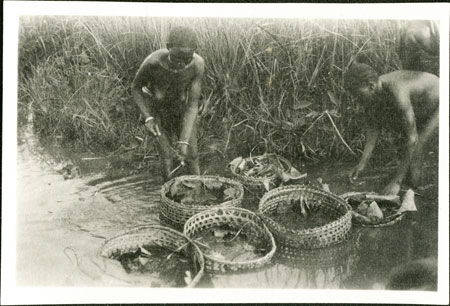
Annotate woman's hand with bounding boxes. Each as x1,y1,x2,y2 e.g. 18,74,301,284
176,141,189,162
348,163,365,182
145,117,161,137
383,181,401,195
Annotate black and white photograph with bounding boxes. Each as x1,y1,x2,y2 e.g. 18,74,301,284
2,1,449,304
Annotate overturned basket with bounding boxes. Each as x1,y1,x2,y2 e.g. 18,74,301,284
258,185,352,249
229,154,292,191
183,207,277,273
160,175,244,229
340,191,405,227
99,224,205,288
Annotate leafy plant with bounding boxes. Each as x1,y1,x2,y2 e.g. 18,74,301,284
167,178,239,205
18,16,402,162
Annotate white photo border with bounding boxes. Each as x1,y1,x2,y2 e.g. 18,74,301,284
2,1,449,305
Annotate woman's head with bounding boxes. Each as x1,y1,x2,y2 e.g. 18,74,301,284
166,26,198,70
345,62,380,101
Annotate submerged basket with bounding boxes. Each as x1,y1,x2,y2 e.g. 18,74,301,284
275,229,361,267
160,175,244,229
99,224,205,288
229,154,292,191
183,207,277,273
340,191,405,227
258,185,352,249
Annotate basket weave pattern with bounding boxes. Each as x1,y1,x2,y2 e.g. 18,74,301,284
275,230,361,267
160,175,244,229
258,185,352,249
340,191,405,227
229,155,292,190
183,207,277,273
99,224,205,288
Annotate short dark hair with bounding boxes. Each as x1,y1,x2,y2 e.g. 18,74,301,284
167,26,198,50
344,62,379,92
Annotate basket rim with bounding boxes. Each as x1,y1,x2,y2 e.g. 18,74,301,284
99,223,187,246
340,191,400,199
161,175,244,210
258,185,352,235
183,207,277,266
229,154,292,183
98,223,205,288
340,191,405,227
359,213,405,227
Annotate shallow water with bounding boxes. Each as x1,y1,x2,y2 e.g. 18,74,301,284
16,128,439,289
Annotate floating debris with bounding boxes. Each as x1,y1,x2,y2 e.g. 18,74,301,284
398,189,417,213
114,245,195,288
191,224,269,263
269,195,334,230
56,162,80,180
344,191,411,226
228,153,306,191
167,179,240,206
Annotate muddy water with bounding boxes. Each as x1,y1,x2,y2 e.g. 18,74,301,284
16,129,439,289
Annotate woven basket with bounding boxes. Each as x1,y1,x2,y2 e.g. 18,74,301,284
340,191,405,227
275,229,361,267
99,224,204,288
266,245,360,289
183,207,277,273
160,175,244,229
258,185,352,249
229,154,292,191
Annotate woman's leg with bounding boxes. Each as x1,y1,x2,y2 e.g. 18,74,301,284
186,120,200,175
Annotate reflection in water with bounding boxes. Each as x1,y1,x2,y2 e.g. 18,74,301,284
264,231,361,289
385,257,437,291
59,174,161,240
342,223,430,290
16,116,439,289
199,231,361,289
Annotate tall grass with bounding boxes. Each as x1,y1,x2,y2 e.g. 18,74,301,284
18,16,401,160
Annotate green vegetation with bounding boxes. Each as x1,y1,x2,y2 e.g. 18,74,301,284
18,16,401,161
